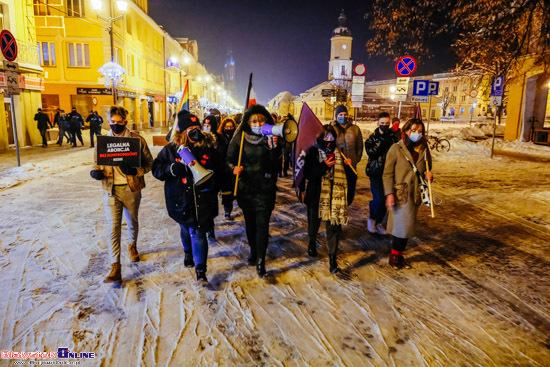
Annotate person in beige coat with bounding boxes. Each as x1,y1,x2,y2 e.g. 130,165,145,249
90,106,153,283
383,118,433,269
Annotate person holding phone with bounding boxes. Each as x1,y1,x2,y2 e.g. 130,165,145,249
303,124,350,274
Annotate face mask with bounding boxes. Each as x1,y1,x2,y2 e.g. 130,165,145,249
188,128,204,142
110,124,125,135
251,126,262,135
409,133,422,142
379,125,390,133
337,116,346,124
324,132,335,141
320,140,335,153
224,129,235,137
203,125,211,132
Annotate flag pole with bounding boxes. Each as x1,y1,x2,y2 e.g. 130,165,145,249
425,150,435,218
234,73,253,196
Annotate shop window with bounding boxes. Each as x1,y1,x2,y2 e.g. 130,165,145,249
67,0,85,17
68,42,90,67
37,42,56,66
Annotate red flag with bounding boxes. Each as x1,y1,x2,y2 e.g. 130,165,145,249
293,103,323,201
247,87,257,107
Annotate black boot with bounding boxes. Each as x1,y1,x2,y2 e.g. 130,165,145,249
207,228,216,242
329,254,340,274
184,252,194,268
308,240,317,257
195,264,208,285
256,257,267,278
248,248,257,266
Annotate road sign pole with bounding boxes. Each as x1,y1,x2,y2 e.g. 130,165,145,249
426,97,432,135
490,107,500,159
397,101,402,118
9,94,20,167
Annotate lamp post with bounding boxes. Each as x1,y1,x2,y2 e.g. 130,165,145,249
91,0,128,103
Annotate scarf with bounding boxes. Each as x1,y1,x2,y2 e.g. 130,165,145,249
318,148,348,225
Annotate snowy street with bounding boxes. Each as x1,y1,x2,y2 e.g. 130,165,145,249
0,129,549,366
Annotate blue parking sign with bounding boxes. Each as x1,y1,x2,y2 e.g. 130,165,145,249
491,75,504,97
413,80,439,96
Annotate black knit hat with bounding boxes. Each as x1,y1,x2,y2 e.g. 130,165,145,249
334,105,348,116
242,105,274,126
177,110,201,132
202,114,219,133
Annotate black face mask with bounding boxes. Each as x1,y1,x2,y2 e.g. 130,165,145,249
319,139,335,153
110,124,126,134
379,125,390,133
188,128,204,142
224,129,235,138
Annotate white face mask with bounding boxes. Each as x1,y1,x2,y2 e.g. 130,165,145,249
409,133,422,142
203,125,211,132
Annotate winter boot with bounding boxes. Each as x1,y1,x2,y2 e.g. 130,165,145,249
184,251,194,268
367,219,377,234
329,254,340,274
389,253,411,270
104,262,121,283
308,240,318,257
256,258,267,278
248,248,257,266
129,244,140,262
195,264,208,285
207,228,216,242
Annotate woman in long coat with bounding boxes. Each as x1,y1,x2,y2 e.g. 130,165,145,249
383,118,433,269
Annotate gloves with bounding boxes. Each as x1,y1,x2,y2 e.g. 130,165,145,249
170,162,186,177
90,170,105,180
120,165,138,176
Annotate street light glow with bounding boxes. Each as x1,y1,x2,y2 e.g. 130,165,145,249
91,0,102,11
184,57,190,64
206,76,211,82
197,76,202,82
390,86,396,93
390,94,395,100
116,0,128,12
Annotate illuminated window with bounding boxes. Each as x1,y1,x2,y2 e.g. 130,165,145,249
33,0,51,16
67,42,89,67
67,0,85,17
37,42,56,66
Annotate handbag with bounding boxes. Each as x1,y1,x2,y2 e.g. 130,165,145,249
397,145,431,207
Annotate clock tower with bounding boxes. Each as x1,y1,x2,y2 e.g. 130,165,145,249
328,10,352,82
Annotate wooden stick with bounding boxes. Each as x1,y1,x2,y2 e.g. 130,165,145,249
339,150,358,175
425,151,435,218
233,131,245,196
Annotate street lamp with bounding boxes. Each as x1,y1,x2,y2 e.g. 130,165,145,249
91,0,128,103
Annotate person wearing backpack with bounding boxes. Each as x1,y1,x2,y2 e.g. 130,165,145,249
68,107,84,147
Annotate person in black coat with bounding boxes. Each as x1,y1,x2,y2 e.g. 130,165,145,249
68,107,84,147
34,108,51,147
202,114,221,241
87,111,103,148
217,117,237,219
226,105,282,278
303,124,352,273
364,112,398,234
152,110,223,285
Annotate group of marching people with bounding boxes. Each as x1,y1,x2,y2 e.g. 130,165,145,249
90,103,433,285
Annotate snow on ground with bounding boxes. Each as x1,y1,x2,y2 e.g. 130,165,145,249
0,130,549,366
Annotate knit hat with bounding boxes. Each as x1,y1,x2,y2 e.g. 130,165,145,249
334,105,348,116
202,114,219,133
242,105,274,127
177,110,201,132
209,108,221,117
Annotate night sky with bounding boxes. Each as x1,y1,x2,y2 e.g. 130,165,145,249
149,0,455,105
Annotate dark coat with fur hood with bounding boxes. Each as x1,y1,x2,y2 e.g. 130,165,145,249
226,105,282,211
152,132,223,227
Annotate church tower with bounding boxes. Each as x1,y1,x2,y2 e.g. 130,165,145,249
224,48,237,98
328,10,353,82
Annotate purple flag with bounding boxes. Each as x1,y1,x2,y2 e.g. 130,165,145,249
293,103,323,201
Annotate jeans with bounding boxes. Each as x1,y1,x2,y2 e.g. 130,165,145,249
104,185,141,263
369,176,387,223
179,224,208,266
307,206,341,255
241,207,272,261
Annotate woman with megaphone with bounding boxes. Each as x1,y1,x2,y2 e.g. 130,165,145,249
152,110,224,285
227,105,283,278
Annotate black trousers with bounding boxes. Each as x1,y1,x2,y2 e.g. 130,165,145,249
90,127,101,147
392,236,408,252
241,207,272,261
307,206,341,255
221,193,234,214
71,128,83,146
39,129,48,146
344,165,357,205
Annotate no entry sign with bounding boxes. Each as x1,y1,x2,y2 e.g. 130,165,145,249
395,56,416,77
0,30,18,62
353,63,366,76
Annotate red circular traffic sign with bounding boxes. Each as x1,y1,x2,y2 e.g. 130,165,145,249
353,63,366,76
0,30,18,61
395,55,417,77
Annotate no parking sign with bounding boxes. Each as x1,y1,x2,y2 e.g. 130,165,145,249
0,30,18,61
395,56,417,77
